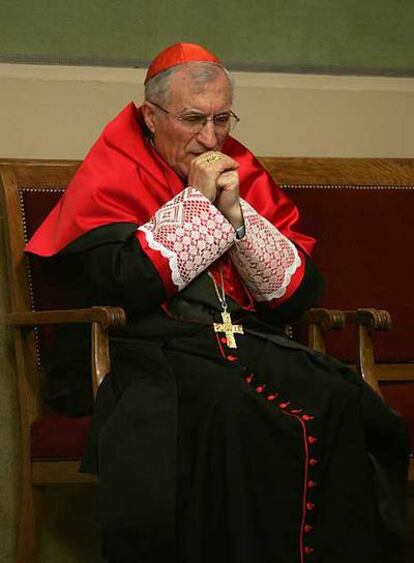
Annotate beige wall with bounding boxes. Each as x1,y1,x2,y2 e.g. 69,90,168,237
0,64,413,160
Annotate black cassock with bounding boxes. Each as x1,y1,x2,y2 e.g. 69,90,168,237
42,223,409,563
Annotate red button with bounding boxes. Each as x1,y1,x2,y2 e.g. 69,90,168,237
227,355,237,362
309,458,319,467
267,393,278,401
304,546,315,554
308,480,317,488
308,436,317,445
304,524,313,533
255,385,266,393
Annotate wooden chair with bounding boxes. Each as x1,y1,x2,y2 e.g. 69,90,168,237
0,158,345,563
0,160,127,563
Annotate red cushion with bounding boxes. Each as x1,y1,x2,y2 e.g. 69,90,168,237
380,383,414,453
285,186,414,362
31,413,91,460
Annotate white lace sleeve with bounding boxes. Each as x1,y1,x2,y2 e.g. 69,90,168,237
229,199,301,302
138,187,235,290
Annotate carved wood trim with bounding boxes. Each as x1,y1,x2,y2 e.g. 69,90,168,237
258,157,414,185
302,308,346,354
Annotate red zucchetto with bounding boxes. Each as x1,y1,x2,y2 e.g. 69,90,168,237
144,42,221,83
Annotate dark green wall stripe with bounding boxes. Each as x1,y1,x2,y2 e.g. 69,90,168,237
1,0,413,76
1,53,413,78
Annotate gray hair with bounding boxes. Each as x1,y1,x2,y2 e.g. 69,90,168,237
144,61,234,106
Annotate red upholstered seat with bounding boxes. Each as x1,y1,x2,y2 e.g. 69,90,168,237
31,414,91,460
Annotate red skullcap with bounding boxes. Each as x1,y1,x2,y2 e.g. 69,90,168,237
145,42,221,83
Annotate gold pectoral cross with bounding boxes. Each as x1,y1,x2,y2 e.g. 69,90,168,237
213,311,244,349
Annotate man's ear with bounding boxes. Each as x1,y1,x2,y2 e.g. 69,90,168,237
142,102,156,135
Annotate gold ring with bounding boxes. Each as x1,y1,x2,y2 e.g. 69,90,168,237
204,153,220,164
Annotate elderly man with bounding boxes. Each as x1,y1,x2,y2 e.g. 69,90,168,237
26,43,408,563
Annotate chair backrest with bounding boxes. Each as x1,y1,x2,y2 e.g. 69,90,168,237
259,157,414,364
0,160,80,309
0,160,80,423
2,157,413,366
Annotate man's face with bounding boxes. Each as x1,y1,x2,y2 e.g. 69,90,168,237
143,67,232,178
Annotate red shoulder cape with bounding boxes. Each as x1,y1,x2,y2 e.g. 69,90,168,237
25,102,315,258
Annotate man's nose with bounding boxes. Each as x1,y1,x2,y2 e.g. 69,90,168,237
196,120,218,150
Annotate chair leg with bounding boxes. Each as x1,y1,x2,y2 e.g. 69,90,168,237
16,464,41,563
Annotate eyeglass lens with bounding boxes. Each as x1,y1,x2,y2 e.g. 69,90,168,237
179,113,239,132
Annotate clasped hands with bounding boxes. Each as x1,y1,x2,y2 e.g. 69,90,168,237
188,151,244,230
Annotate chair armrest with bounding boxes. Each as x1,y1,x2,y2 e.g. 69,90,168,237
1,306,127,330
299,308,346,353
2,306,127,397
302,308,346,331
343,308,392,332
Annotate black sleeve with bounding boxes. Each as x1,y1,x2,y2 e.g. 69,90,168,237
54,223,166,315
38,223,166,415
256,252,325,326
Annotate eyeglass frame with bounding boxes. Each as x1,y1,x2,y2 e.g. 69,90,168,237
147,100,240,133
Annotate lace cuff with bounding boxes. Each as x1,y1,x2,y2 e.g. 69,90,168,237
229,199,302,302
137,187,235,292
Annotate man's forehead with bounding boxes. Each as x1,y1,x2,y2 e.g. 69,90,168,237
168,67,232,109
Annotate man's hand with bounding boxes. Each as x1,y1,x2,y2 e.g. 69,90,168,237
188,151,239,204
215,170,243,229
188,151,242,228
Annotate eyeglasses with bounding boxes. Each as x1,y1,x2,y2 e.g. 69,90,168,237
149,101,240,133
